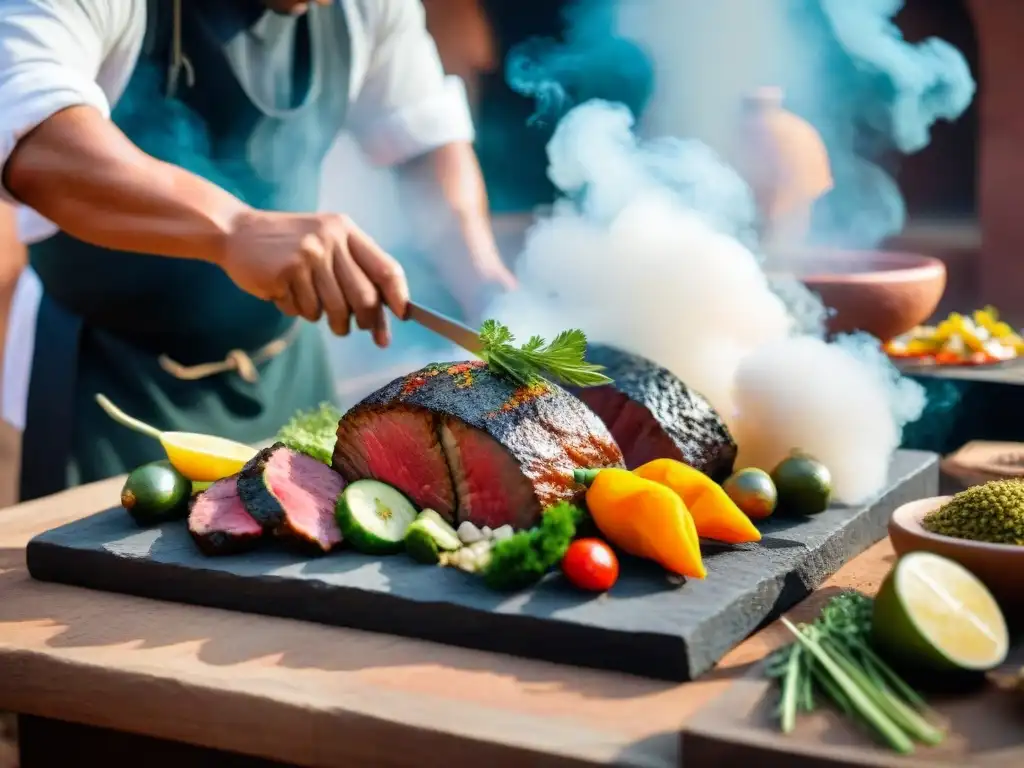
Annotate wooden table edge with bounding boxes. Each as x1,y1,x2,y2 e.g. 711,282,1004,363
2,640,654,768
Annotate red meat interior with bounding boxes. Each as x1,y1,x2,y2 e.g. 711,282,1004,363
265,449,345,551
440,417,540,530
189,478,262,536
578,387,681,470
333,405,457,521
334,405,543,529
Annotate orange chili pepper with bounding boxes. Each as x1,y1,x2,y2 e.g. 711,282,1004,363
633,459,762,545
574,468,705,579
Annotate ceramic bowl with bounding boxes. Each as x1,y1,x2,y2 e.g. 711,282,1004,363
889,496,1024,610
770,249,947,342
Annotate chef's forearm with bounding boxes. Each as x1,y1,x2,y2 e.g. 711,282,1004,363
424,141,490,219
2,106,250,265
401,141,498,258
434,142,497,253
0,202,24,393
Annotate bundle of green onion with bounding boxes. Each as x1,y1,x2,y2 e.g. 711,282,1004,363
766,592,945,755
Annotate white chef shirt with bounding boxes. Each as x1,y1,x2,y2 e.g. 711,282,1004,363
0,0,475,430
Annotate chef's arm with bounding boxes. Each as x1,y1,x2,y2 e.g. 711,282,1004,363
0,202,24,389
348,0,515,316
0,1,248,264
397,140,501,269
3,106,248,265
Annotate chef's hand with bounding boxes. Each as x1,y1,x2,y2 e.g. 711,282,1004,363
219,210,409,347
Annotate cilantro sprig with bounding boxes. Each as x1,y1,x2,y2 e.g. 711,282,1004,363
478,319,612,388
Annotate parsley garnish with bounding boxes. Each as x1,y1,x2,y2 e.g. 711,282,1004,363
478,319,612,388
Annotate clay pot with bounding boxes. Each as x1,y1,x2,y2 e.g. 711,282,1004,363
727,86,833,250
770,249,947,342
890,496,1024,613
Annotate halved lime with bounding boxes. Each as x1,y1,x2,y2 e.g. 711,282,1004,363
872,551,1009,674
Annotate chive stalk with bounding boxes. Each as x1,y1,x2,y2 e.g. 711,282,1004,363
821,637,943,747
854,640,934,714
780,644,802,733
810,662,854,717
771,593,944,754
781,619,915,755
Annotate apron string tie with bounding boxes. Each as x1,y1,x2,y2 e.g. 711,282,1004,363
167,0,196,98
158,323,301,384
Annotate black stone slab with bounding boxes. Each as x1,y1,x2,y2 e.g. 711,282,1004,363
26,450,938,682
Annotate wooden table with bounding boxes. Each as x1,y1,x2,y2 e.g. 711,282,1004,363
0,477,898,768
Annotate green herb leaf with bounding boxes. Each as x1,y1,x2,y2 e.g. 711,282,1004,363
275,402,344,464
478,320,612,388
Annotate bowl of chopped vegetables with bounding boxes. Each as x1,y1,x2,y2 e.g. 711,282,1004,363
889,488,1024,611
885,307,1024,366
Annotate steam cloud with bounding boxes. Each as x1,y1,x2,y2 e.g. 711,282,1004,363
614,0,976,248
491,0,972,503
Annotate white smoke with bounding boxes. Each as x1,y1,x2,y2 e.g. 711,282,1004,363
489,99,926,505
614,0,977,248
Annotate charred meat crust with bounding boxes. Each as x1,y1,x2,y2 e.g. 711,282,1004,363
236,442,345,552
578,344,738,481
333,362,624,526
188,520,263,557
237,443,290,531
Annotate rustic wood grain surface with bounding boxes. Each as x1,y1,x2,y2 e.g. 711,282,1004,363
0,476,903,767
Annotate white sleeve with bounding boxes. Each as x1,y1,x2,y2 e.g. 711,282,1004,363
347,0,475,168
0,0,141,203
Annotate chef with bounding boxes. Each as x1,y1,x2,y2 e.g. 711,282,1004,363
0,202,23,507
0,0,517,502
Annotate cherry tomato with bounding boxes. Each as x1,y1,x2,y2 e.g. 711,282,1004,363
561,538,619,592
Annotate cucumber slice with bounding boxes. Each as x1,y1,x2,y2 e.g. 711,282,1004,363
416,510,462,549
405,524,442,564
335,480,418,554
405,510,462,564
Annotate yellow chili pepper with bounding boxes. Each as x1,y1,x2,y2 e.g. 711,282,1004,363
633,459,762,545
574,468,706,579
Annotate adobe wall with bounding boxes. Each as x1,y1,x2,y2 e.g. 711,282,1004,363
967,0,1024,322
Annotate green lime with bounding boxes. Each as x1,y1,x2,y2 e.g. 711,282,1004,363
770,451,832,516
721,468,777,520
872,551,1009,674
121,461,192,526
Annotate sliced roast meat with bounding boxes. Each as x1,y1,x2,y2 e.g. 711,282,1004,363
238,443,346,552
333,361,624,530
439,416,542,530
188,476,263,556
573,344,737,481
331,405,456,518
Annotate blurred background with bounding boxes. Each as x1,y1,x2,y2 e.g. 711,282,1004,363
319,0,984,408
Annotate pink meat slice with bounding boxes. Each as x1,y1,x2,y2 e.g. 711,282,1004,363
188,476,263,555
264,448,346,552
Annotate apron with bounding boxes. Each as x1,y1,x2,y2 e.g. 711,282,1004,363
19,0,353,501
